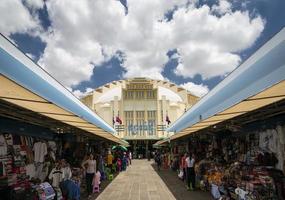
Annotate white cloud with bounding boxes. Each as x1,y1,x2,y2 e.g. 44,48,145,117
212,0,232,15
72,87,93,98
0,0,40,36
180,82,209,97
1,0,265,88
24,0,45,10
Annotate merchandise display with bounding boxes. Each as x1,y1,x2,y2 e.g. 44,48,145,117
179,125,285,200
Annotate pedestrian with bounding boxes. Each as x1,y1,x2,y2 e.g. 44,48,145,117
48,161,63,188
107,151,113,169
128,151,132,165
147,150,151,161
61,159,72,181
117,157,122,171
82,153,96,199
181,153,187,182
122,153,127,171
185,153,196,190
92,170,101,193
164,153,169,169
155,152,162,171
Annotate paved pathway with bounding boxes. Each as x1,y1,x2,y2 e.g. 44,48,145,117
96,159,176,200
96,159,211,200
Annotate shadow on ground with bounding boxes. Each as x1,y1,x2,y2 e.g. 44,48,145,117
151,162,211,200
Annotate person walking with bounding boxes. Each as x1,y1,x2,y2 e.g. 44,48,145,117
185,153,196,190
128,151,132,165
155,152,162,171
181,153,187,182
82,154,96,199
107,151,113,169
147,150,151,161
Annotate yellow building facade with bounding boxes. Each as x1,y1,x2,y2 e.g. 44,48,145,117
81,78,199,157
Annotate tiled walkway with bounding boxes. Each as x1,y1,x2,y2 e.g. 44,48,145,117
96,159,176,200
96,159,211,200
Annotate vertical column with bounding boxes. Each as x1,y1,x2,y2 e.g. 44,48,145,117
162,95,166,137
144,104,147,138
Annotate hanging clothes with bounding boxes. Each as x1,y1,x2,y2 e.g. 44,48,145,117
0,134,7,156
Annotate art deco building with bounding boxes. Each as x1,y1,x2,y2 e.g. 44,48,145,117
80,78,199,157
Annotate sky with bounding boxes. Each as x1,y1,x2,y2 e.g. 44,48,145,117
1,0,284,98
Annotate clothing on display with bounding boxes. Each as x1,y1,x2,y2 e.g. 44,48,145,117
175,125,285,200
33,141,47,163
0,134,7,156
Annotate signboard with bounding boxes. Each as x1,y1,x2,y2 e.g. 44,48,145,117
126,83,153,90
127,122,155,135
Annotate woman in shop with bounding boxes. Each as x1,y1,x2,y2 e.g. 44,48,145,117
186,153,196,190
81,153,96,199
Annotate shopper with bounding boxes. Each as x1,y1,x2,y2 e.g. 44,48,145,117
107,151,113,168
155,152,162,171
181,153,187,182
48,162,63,188
186,153,196,190
82,154,96,198
128,151,132,165
117,157,122,171
164,153,169,169
61,159,72,181
147,150,151,161
122,153,127,171
92,170,101,193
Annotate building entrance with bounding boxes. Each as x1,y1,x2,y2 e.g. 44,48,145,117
127,140,157,159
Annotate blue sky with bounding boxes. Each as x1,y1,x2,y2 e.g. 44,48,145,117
1,0,285,97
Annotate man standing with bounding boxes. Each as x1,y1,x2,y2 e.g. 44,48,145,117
128,151,132,165
181,153,187,182
155,152,162,171
185,153,196,190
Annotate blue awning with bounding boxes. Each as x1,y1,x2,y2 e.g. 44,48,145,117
167,27,285,135
0,33,128,145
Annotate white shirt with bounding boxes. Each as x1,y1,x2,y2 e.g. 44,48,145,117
49,168,63,187
33,142,47,162
82,159,96,174
61,166,72,181
185,157,195,168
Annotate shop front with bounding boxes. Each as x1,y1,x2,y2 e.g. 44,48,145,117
157,28,285,200
0,34,127,199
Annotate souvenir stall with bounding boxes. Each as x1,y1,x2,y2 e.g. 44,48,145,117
0,129,90,200
0,131,60,199
189,124,285,200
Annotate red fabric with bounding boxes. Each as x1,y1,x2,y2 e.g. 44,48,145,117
181,156,187,168
116,116,122,124
166,116,171,125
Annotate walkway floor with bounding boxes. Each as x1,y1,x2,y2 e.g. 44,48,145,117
95,159,211,200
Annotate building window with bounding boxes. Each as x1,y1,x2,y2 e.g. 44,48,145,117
124,91,135,99
136,111,145,136
146,90,156,99
147,111,156,135
135,91,145,99
125,111,133,136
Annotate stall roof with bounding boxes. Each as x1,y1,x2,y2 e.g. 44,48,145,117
160,27,285,144
0,34,128,146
